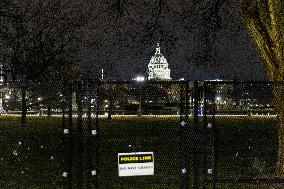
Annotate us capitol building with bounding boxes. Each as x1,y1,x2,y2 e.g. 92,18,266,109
147,43,171,80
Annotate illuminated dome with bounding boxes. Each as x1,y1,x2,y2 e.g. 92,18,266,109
147,43,171,80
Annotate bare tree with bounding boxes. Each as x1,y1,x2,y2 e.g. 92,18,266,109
0,0,94,125
239,0,284,181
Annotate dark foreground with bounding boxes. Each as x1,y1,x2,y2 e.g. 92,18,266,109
0,115,279,188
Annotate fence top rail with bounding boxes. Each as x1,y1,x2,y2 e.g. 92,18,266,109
204,80,284,85
86,80,284,85
2,80,284,87
2,80,190,86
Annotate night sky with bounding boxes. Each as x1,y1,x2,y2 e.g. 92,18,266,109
82,0,268,81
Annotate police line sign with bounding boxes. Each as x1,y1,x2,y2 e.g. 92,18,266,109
118,152,154,177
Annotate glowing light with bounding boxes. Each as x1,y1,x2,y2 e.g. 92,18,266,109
135,76,145,82
215,96,222,101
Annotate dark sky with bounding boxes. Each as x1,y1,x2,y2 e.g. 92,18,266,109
82,0,268,81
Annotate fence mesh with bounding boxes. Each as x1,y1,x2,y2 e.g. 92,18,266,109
0,81,63,188
0,80,284,188
204,81,284,188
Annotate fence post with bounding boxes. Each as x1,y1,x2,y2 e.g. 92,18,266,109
93,82,100,188
212,83,217,189
68,83,74,189
76,81,83,189
201,82,206,189
86,82,91,189
84,81,99,188
202,81,217,189
61,83,74,189
180,81,189,189
61,87,68,189
202,82,209,189
193,81,200,189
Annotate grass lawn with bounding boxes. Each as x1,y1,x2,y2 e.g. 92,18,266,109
0,115,281,188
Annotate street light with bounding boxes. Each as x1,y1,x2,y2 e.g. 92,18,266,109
215,96,222,111
134,76,145,82
215,96,222,102
135,76,145,116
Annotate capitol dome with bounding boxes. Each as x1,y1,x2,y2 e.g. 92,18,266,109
147,43,171,80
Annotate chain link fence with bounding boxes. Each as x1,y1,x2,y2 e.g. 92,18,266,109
0,81,63,188
203,81,284,188
0,80,284,188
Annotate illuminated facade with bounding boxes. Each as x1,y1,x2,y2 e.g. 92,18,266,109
147,43,171,80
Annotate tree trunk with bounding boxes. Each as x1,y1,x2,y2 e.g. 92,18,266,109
269,91,284,189
274,86,284,177
108,86,113,120
108,97,112,120
239,1,284,183
21,87,27,127
47,105,52,116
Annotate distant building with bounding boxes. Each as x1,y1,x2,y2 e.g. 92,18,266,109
0,63,3,84
147,43,171,80
0,63,4,113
